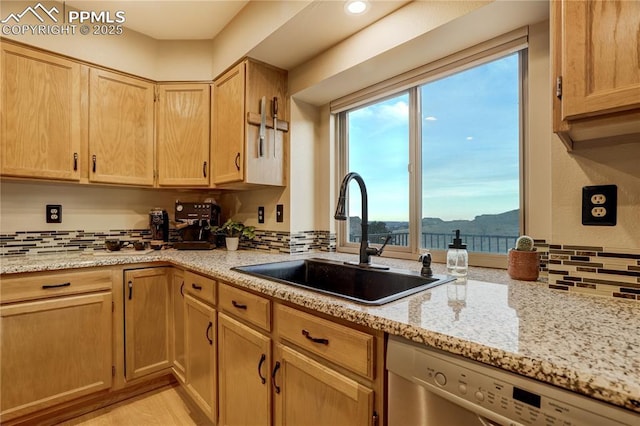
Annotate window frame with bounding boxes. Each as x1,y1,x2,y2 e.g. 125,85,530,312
334,31,528,268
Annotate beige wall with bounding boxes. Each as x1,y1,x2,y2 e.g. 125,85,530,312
551,141,640,248
209,0,310,79
526,20,553,241
1,1,212,80
0,181,216,232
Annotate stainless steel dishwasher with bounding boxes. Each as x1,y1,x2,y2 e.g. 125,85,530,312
386,335,639,426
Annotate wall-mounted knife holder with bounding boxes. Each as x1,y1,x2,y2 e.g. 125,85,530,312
247,113,289,132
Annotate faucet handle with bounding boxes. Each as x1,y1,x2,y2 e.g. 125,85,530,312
366,234,392,257
377,234,392,256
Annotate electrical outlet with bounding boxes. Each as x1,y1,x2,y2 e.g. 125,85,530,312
258,206,264,224
46,204,62,223
582,185,616,226
276,204,284,223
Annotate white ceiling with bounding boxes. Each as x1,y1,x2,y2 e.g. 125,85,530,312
247,0,412,69
63,0,411,69
65,0,249,40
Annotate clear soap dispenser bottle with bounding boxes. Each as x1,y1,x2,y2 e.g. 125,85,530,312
447,230,468,277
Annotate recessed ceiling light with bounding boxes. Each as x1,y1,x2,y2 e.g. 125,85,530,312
345,0,370,15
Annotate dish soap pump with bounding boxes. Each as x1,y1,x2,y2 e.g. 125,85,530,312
447,230,468,277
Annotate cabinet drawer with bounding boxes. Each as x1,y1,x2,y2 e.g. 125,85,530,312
276,305,374,379
218,283,271,331
184,271,216,305
1,269,112,304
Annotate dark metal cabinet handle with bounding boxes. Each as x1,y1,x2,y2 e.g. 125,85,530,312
234,152,240,171
192,283,202,291
180,282,184,297
206,321,213,345
302,329,329,345
128,281,133,300
232,300,247,310
271,361,281,394
73,153,78,171
42,282,71,290
203,161,207,178
258,354,266,384
92,155,97,173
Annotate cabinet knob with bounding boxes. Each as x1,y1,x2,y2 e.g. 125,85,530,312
42,282,71,290
206,321,213,345
258,353,266,384
271,361,281,394
231,300,247,310
234,153,241,171
302,329,329,345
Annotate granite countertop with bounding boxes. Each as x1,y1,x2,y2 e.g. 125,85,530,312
2,249,639,414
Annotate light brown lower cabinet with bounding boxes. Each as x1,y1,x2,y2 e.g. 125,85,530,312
184,294,217,422
170,269,186,382
124,268,171,380
218,313,271,426
273,343,374,426
0,292,113,422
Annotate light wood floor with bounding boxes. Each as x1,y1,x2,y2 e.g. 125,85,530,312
57,385,212,426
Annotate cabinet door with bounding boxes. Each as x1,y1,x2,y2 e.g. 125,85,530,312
273,344,374,426
89,69,154,186
1,43,81,181
157,84,210,187
0,292,112,421
560,0,640,119
170,269,186,382
213,62,245,185
185,295,216,422
218,313,271,426
244,60,287,187
124,268,171,380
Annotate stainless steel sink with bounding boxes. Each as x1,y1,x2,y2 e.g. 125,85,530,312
232,258,454,305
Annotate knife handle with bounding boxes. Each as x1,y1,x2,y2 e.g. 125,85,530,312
273,97,278,120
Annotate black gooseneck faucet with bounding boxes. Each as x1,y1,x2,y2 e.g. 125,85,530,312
335,172,391,268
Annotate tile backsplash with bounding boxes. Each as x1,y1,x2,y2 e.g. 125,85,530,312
542,243,640,301
0,229,153,256
2,229,637,302
0,229,337,256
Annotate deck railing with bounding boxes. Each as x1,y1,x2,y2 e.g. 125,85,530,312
351,232,518,254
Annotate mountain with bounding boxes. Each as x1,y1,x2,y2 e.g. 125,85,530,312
348,209,519,237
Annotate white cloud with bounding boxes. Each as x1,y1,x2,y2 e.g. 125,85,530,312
424,116,437,121
466,136,473,140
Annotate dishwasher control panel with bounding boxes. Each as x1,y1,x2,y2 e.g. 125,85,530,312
387,336,639,426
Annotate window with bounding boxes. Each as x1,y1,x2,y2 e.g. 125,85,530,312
338,47,525,261
346,92,410,247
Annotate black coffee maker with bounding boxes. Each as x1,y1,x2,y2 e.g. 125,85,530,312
149,208,169,245
173,201,221,250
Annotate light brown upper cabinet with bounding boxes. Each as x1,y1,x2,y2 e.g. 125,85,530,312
89,69,155,185
156,84,210,187
1,42,81,181
552,0,640,149
212,59,288,188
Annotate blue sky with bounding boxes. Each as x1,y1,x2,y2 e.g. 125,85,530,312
348,53,520,222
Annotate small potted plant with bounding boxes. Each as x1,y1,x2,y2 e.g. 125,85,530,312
507,235,539,281
214,219,256,251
